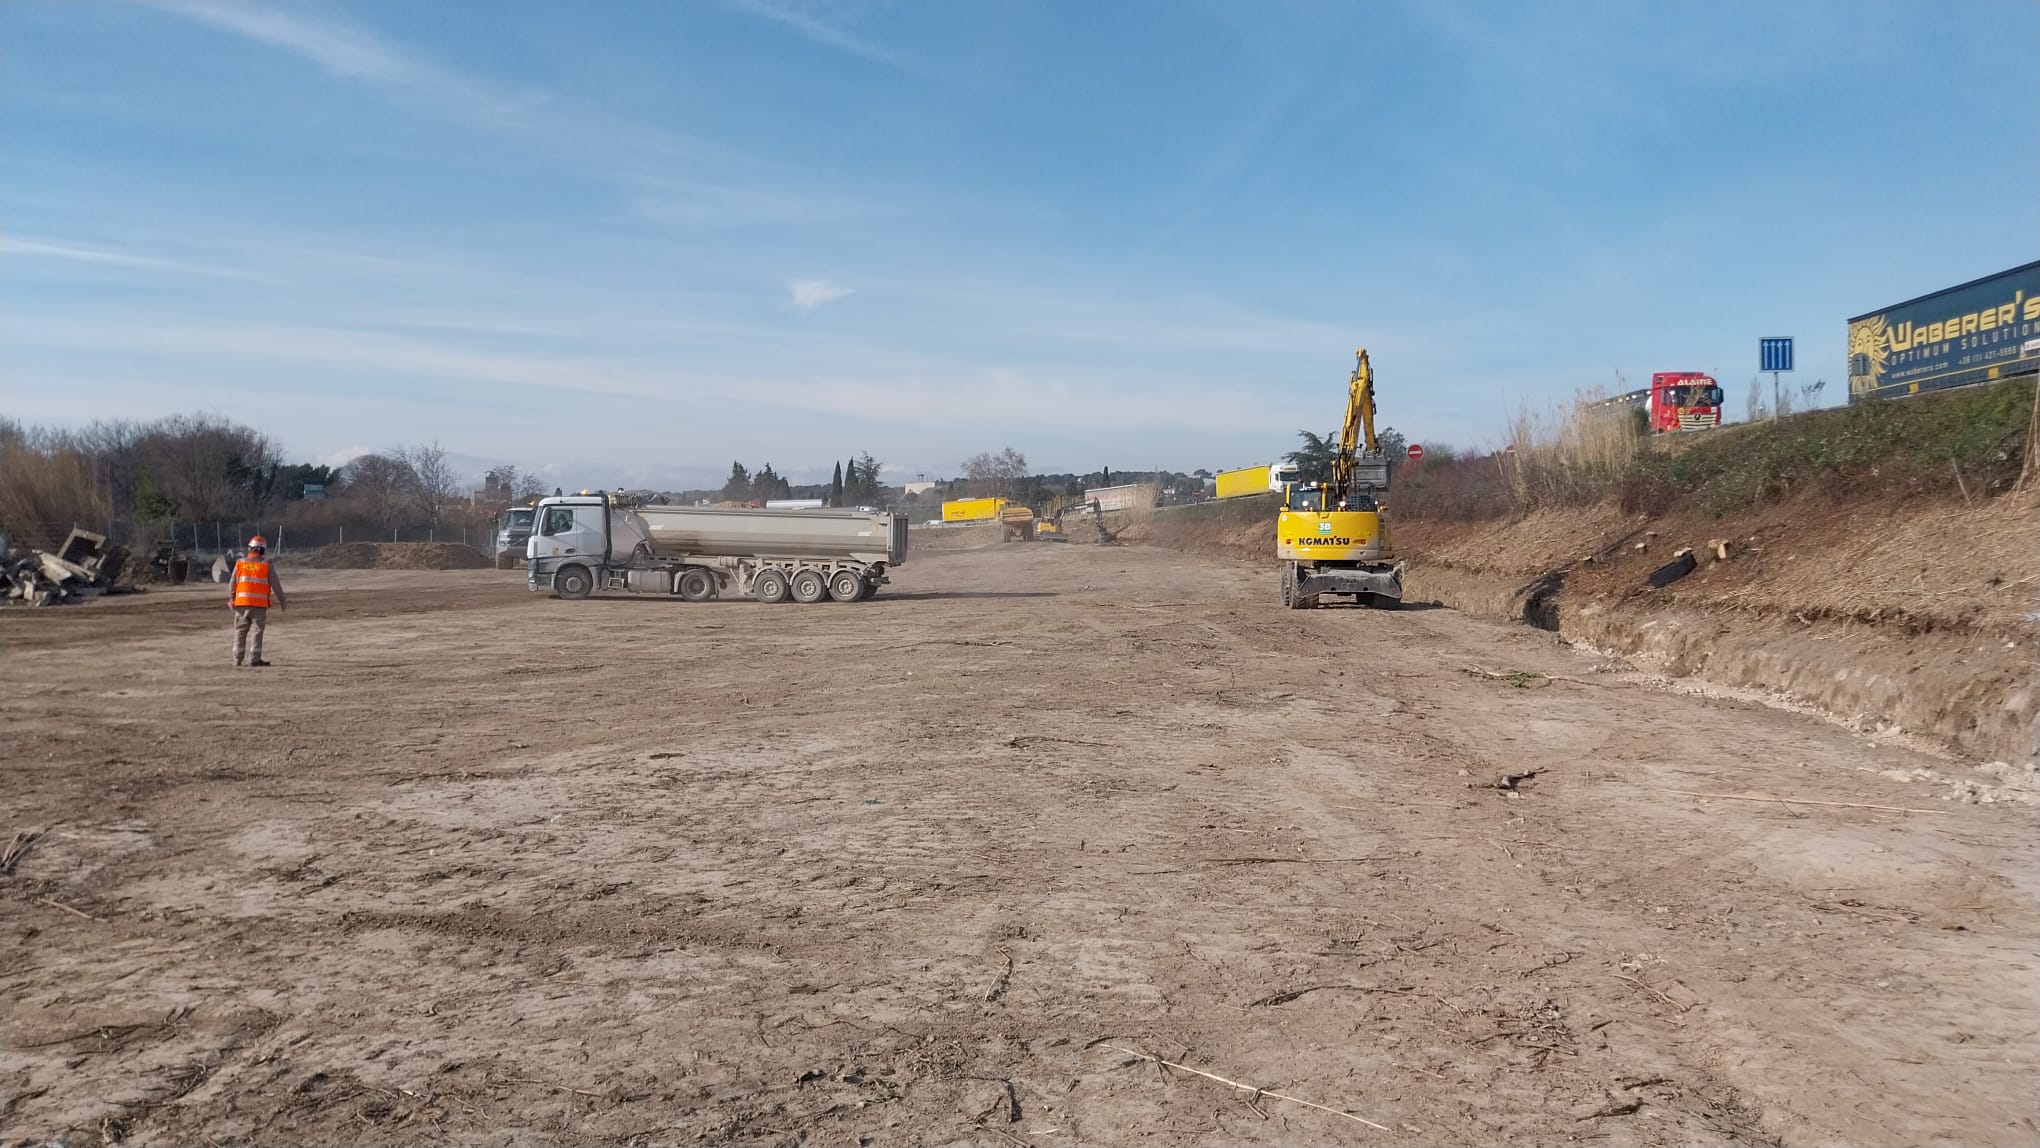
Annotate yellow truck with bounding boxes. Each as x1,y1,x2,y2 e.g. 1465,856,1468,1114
941,497,1007,523
1215,465,1272,500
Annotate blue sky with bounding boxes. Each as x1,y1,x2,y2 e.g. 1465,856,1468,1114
4,0,2034,487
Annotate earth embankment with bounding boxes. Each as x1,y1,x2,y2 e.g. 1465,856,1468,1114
1127,488,2039,764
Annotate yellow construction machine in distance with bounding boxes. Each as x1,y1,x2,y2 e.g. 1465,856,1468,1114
1275,349,1403,608
999,503,1038,542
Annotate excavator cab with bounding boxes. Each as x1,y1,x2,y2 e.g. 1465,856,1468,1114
1284,485,1325,512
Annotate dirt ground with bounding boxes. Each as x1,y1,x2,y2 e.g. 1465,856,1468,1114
4,546,2036,1146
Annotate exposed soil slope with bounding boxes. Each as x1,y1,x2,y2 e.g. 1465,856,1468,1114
1132,489,2039,763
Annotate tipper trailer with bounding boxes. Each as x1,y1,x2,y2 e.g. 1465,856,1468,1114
526,494,907,604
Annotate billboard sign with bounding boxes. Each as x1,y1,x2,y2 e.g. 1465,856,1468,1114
1848,262,2040,402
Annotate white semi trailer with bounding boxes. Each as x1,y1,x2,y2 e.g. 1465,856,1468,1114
525,494,907,603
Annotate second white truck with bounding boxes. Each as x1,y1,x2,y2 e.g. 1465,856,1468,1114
526,494,907,604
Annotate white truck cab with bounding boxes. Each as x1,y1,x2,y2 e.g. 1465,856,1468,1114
526,496,649,565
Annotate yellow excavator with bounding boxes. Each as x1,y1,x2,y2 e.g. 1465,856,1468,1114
1276,349,1403,609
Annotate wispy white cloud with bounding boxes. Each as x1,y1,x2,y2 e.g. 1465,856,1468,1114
152,2,844,236
787,278,854,310
159,1,532,122
18,318,670,401
1,235,256,279
725,0,947,81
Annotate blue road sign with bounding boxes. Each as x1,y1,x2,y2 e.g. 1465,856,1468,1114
1760,337,1794,373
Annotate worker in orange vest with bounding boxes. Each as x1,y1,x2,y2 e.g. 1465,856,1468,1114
230,535,287,667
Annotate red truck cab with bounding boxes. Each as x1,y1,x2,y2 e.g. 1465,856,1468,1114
1649,372,1723,432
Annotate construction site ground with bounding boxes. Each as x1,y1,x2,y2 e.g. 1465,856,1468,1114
4,545,2036,1146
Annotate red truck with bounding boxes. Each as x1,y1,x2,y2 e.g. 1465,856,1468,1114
1598,373,1725,433
1647,372,1724,432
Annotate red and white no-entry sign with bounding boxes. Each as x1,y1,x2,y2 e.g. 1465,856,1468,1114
1406,443,1424,462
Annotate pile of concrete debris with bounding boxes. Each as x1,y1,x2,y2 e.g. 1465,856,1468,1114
1,528,132,606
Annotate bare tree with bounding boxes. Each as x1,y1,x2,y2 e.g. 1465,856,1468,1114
136,414,282,520
73,420,145,518
962,447,1027,497
399,442,462,528
1745,377,1768,423
340,453,420,531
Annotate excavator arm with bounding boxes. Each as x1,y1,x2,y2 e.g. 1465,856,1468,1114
1327,348,1379,500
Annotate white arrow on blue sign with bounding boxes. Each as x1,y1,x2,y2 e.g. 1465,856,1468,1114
1760,337,1794,373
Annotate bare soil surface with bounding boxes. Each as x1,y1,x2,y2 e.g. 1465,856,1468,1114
4,546,2036,1146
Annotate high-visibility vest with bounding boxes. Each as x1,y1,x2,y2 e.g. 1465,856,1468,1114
231,559,274,609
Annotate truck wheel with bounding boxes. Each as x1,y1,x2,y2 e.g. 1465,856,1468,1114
827,568,864,602
790,568,828,604
1280,565,1301,609
554,565,594,601
752,568,791,604
857,577,878,600
676,568,715,602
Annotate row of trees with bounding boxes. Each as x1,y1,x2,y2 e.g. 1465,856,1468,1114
719,461,795,503
830,453,885,506
0,413,543,551
716,452,891,506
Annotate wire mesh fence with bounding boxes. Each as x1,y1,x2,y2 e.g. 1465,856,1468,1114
94,520,504,562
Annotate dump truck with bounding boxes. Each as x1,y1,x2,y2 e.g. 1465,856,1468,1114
942,497,1006,523
526,493,907,603
494,504,537,569
998,504,1037,542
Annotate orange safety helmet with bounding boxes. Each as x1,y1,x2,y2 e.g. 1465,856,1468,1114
247,535,268,552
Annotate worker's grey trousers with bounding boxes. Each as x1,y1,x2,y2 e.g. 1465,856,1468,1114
232,606,268,662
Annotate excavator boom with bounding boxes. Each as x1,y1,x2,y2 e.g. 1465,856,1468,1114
1328,349,1380,499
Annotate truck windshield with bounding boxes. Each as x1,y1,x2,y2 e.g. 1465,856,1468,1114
507,509,534,529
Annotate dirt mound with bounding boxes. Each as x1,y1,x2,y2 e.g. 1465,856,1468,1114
294,542,492,570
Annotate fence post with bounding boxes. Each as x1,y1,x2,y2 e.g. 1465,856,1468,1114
214,522,222,553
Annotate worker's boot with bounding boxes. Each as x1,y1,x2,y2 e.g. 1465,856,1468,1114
249,658,272,668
